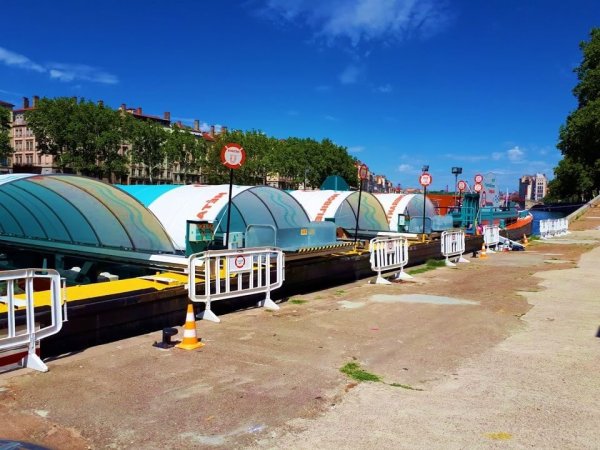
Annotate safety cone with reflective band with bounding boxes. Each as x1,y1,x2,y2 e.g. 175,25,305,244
522,234,529,246
176,304,204,350
480,243,487,259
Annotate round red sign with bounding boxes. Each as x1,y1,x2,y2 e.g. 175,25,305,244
419,172,432,187
457,180,467,191
234,255,246,269
358,164,369,180
221,143,246,169
474,182,483,192
474,174,484,184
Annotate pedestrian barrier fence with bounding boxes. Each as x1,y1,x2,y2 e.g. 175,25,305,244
0,269,65,372
188,247,285,322
440,230,469,267
483,225,500,252
539,218,569,239
369,235,412,284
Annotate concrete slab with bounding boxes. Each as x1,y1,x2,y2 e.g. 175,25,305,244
370,294,478,306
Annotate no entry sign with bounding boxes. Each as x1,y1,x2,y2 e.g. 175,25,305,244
358,164,369,180
457,180,467,191
221,143,246,169
229,254,252,272
419,172,432,187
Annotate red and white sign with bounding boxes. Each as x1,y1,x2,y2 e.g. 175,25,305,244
480,191,487,207
457,180,467,192
229,254,252,272
474,174,484,184
419,172,432,187
221,143,246,169
473,182,482,193
358,164,369,180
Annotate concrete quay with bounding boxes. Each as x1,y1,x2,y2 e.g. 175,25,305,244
1,210,599,449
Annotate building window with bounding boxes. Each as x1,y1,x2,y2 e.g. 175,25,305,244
26,140,34,151
26,154,33,164
38,154,42,165
16,155,22,164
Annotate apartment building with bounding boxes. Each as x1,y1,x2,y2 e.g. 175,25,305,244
519,173,548,201
0,96,225,184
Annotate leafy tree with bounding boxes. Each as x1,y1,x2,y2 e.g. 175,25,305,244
128,117,168,183
163,126,206,183
0,106,11,161
26,97,78,169
553,28,600,201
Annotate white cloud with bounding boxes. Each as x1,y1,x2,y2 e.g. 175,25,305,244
348,146,365,153
0,46,118,85
373,83,392,93
0,46,45,72
507,146,524,162
259,0,451,46
397,163,413,173
492,152,503,161
48,63,118,84
339,65,361,84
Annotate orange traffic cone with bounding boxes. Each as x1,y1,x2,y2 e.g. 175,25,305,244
176,304,204,350
480,243,487,259
523,234,529,246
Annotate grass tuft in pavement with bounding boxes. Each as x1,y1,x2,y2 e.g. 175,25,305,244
407,259,447,275
289,298,308,305
340,362,381,382
389,383,424,391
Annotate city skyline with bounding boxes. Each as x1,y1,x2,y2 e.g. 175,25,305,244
1,0,598,191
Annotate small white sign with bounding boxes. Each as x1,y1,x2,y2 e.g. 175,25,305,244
229,254,252,272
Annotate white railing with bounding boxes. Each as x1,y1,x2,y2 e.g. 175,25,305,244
539,218,569,239
369,235,412,284
188,247,285,322
0,269,65,372
483,225,500,252
440,230,469,267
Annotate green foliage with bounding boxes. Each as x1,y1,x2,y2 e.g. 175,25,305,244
0,107,11,160
25,97,359,187
289,298,307,305
554,28,600,201
407,259,446,275
340,362,381,382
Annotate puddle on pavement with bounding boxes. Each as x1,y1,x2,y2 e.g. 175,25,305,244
337,300,366,309
369,294,478,306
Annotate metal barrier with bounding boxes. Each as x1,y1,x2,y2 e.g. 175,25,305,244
0,269,65,372
188,247,285,322
483,225,500,252
539,218,570,239
369,235,412,285
440,230,469,267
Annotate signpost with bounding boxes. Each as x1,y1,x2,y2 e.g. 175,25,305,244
354,164,368,244
221,143,246,248
419,172,432,239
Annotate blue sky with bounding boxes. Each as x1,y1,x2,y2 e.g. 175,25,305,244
1,0,598,192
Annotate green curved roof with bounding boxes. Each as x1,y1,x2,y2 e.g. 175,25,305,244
0,174,175,254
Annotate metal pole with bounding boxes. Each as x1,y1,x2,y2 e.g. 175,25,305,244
454,174,458,207
354,179,363,244
225,168,234,249
422,185,427,241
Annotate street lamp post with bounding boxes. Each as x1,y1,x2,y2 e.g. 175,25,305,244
421,165,429,238
451,167,462,207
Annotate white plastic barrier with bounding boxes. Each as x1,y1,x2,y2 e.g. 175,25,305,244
369,235,412,284
483,225,500,252
0,269,65,372
539,218,569,239
188,247,285,322
440,230,469,267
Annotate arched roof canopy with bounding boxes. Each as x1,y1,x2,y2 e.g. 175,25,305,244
0,174,175,254
291,190,389,232
375,193,436,231
120,184,312,250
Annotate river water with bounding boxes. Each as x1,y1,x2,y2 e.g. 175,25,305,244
530,210,566,235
